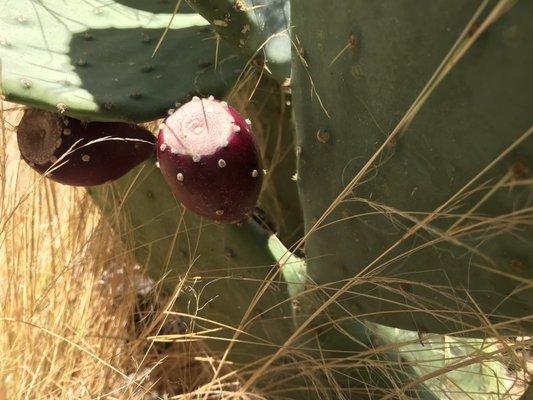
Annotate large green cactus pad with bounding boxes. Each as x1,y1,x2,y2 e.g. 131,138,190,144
0,0,242,122
187,0,291,82
292,0,533,336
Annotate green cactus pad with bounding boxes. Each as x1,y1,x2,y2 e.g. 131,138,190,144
316,318,517,399
0,0,243,122
291,1,532,336
88,157,305,366
187,0,291,82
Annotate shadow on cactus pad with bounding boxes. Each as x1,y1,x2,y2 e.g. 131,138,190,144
113,0,196,14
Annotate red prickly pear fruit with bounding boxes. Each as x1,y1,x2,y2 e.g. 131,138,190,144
16,108,156,187
157,96,263,224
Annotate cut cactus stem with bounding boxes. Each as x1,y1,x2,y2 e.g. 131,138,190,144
157,96,263,223
17,108,156,186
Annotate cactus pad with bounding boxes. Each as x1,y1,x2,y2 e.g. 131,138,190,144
88,157,304,365
0,0,243,122
187,0,291,82
291,1,533,335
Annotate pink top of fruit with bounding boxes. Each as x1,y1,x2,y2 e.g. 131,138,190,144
160,96,240,157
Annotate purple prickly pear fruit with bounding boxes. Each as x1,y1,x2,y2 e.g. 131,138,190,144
157,96,263,224
16,108,156,186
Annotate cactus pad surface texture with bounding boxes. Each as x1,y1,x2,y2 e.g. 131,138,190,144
187,0,291,82
0,0,242,122
291,0,533,336
87,157,306,369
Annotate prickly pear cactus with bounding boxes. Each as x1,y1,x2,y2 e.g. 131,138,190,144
0,0,242,122
230,78,304,245
89,160,520,399
187,0,291,81
4,0,531,398
291,0,533,336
